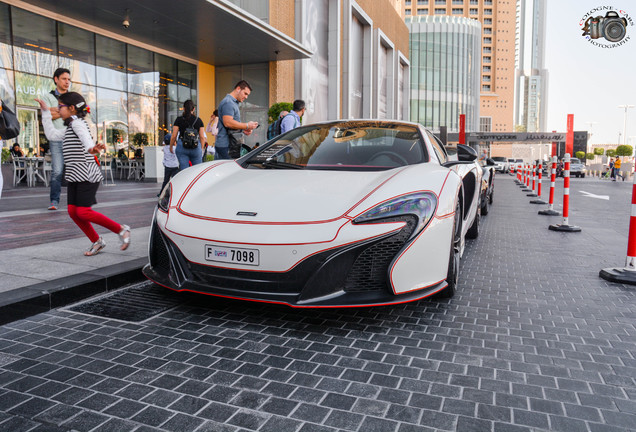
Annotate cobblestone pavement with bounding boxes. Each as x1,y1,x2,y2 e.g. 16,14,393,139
0,176,635,432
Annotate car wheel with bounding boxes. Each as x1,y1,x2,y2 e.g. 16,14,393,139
466,207,480,239
481,197,489,215
439,201,461,298
488,188,494,205
582,174,585,178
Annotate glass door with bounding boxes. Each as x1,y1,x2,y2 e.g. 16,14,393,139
16,106,39,156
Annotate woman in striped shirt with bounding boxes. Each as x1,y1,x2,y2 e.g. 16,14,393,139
36,93,131,256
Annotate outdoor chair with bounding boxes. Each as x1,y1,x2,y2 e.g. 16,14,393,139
12,157,27,186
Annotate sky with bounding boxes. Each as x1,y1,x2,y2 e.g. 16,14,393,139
544,1,636,146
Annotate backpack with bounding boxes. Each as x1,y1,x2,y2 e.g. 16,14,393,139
267,117,283,140
181,117,199,149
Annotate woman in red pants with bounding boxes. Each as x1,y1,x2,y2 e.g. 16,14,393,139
36,93,130,256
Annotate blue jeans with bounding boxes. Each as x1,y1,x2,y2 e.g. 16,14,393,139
215,146,230,160
175,140,202,171
49,140,64,205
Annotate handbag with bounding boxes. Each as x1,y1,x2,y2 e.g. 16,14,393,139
0,102,20,140
227,129,245,159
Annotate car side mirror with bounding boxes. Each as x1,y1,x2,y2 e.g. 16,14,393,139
457,144,477,162
486,158,496,166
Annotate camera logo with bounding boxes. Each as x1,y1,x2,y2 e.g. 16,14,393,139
580,6,633,47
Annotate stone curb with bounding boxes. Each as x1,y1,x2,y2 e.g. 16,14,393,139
0,257,148,325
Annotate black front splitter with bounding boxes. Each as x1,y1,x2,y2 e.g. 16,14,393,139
143,264,447,308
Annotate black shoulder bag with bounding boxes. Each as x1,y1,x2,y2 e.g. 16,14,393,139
223,119,245,159
0,102,20,140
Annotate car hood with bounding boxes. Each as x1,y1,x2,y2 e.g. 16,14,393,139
173,162,441,223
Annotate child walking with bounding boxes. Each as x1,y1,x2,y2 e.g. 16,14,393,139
36,93,131,256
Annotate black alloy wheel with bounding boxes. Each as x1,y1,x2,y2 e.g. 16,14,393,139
466,206,480,239
440,201,461,298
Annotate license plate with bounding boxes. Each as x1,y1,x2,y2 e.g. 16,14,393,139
204,244,260,266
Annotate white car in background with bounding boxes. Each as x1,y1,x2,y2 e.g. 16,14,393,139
569,157,586,178
491,157,509,173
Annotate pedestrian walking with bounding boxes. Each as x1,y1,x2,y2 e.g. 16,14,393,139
217,80,258,160
203,109,218,162
159,132,179,196
169,100,205,171
41,67,71,210
609,158,615,180
267,110,288,140
614,157,622,181
280,100,305,134
36,93,131,256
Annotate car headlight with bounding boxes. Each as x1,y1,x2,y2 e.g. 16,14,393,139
353,192,437,239
158,183,171,212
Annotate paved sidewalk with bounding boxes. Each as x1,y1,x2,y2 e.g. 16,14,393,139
0,181,159,324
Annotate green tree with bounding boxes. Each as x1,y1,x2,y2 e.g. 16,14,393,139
585,153,595,161
593,147,604,156
615,145,633,158
575,151,585,160
267,102,294,123
268,102,293,124
606,149,616,158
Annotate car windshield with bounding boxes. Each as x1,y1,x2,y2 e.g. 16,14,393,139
242,121,427,171
515,159,523,163
570,158,581,164
493,157,506,162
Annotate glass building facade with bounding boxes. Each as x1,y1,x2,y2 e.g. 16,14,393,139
0,4,197,155
407,15,481,132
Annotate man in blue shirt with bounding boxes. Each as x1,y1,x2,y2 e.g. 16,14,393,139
280,99,305,135
216,80,259,159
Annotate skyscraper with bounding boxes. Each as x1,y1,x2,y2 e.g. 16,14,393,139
514,0,547,132
404,0,517,133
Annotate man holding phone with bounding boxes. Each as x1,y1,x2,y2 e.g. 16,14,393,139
216,80,258,160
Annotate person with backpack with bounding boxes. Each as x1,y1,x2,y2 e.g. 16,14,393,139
169,100,205,171
280,100,306,135
267,110,288,140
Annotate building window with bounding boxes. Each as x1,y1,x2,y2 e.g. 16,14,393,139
417,8,428,15
418,0,427,4
435,8,446,14
484,18,492,24
435,0,446,4
470,0,478,4
405,8,412,14
469,8,478,14
483,65,491,72
484,0,492,4
483,37,492,44
483,56,491,63
482,46,491,53
452,0,464,4
452,8,463,14
480,117,492,132
405,0,411,4
484,8,492,15
482,84,491,92
482,75,491,82
483,28,492,34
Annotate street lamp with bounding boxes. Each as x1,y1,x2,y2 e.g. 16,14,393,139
618,104,634,145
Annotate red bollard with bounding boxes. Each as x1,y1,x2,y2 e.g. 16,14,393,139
530,161,547,204
522,164,532,191
600,172,636,284
527,161,538,197
539,156,559,214
549,153,581,232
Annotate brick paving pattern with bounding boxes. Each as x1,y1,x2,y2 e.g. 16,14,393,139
0,176,635,431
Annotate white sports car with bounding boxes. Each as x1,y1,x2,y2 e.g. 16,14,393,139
144,120,482,307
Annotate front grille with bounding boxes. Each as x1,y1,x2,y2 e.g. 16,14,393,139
344,215,418,292
151,224,171,271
